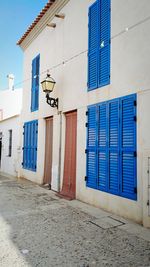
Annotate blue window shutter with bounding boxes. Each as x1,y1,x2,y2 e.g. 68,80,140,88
86,106,97,188
98,0,110,87
120,95,137,200
23,123,27,169
98,103,107,191
23,120,38,172
108,100,119,194
31,55,40,112
86,94,137,201
34,55,40,110
31,59,36,112
88,1,98,90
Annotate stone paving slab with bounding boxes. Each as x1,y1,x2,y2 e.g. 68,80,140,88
0,174,150,267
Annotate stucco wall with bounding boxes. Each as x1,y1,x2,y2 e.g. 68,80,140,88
20,0,150,226
0,89,22,120
0,116,21,177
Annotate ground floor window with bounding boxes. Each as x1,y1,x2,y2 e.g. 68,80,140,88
86,94,137,200
22,120,38,172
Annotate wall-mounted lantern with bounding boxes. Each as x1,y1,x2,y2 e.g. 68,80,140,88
41,74,58,108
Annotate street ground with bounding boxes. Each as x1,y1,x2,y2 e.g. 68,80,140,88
0,174,150,267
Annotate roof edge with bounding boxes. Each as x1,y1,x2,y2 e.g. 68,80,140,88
17,0,70,50
17,0,56,46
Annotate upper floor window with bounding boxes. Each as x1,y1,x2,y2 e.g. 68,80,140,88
8,129,12,157
31,54,40,112
88,0,111,90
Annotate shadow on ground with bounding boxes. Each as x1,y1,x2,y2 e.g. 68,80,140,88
0,174,150,267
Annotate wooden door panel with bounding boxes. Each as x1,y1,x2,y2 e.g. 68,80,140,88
43,117,53,185
61,111,77,199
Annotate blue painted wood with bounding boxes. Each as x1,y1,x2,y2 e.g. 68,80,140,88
98,0,111,88
88,0,110,91
31,54,40,112
86,94,137,200
86,105,97,189
98,103,107,191
23,120,38,172
120,94,137,200
108,99,119,194
88,1,98,90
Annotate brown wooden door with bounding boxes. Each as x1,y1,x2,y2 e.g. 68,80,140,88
43,117,53,186
61,111,77,199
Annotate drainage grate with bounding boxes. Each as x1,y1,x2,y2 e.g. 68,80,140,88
88,216,125,229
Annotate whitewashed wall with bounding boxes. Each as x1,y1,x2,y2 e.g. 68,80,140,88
20,0,150,226
0,115,21,177
0,88,22,120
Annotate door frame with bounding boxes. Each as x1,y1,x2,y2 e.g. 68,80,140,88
60,110,77,199
43,117,53,187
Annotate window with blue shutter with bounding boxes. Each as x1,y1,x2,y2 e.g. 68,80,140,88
108,100,119,194
86,94,137,200
98,103,107,191
120,95,137,200
31,54,40,112
86,105,97,189
23,120,38,172
88,0,110,91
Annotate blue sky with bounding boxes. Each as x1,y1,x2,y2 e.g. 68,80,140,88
0,0,48,90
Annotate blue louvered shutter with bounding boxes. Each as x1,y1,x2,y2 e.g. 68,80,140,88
98,103,107,191
23,120,38,172
120,95,137,200
31,58,36,111
31,55,40,112
98,0,110,87
34,55,40,110
30,120,38,171
23,123,27,169
86,106,97,188
88,1,98,90
108,100,119,194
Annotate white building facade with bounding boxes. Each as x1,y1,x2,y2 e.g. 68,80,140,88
0,76,22,177
18,0,150,227
0,115,21,177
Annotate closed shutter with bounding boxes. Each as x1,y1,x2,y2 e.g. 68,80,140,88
86,94,137,201
31,58,36,112
23,120,38,172
120,95,137,200
88,1,98,90
31,55,40,112
86,106,97,188
98,0,110,87
35,55,40,110
98,103,107,191
23,123,27,169
88,0,110,91
108,100,119,194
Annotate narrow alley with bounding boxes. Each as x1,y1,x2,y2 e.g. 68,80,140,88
0,174,150,267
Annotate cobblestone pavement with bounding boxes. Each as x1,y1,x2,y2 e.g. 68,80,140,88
0,174,150,267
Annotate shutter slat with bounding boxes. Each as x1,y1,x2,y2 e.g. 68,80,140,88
108,100,119,193
22,120,38,172
120,95,137,200
98,0,110,87
86,106,97,188
86,94,137,201
31,55,40,112
88,1,98,90
98,103,107,191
